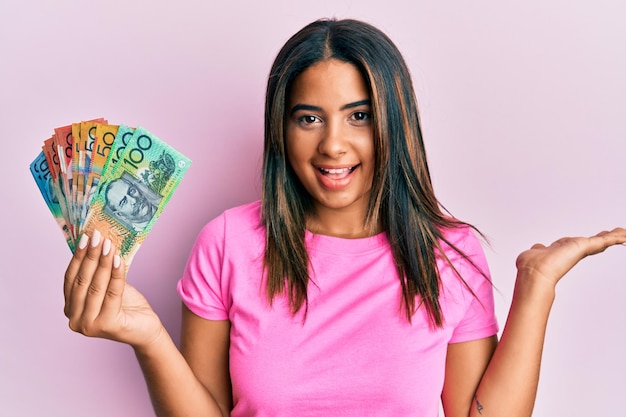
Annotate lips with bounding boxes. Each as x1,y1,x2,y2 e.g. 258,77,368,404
315,164,359,190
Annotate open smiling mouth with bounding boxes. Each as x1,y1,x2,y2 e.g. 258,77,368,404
317,165,359,179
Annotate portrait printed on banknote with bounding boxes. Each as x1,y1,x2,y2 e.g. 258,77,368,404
103,171,162,232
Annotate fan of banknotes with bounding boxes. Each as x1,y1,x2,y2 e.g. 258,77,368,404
30,118,191,266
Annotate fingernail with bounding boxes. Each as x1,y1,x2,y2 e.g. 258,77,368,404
113,255,121,269
78,234,89,250
91,229,101,247
102,239,111,256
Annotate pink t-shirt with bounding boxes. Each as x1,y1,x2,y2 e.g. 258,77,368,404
178,201,498,416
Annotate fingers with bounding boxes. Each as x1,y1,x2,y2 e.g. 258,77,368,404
531,228,626,251
63,232,90,313
97,253,126,326
66,229,104,324
519,228,625,266
64,229,124,336
584,227,626,256
80,237,120,328
597,227,626,241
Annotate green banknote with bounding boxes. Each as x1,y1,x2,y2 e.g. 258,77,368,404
103,125,135,174
82,126,191,265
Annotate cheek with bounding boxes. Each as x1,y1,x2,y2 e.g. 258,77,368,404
360,137,376,168
362,143,376,186
285,137,307,172
287,153,308,186
284,129,295,164
285,146,297,173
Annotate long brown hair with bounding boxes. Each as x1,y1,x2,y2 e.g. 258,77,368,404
262,18,484,326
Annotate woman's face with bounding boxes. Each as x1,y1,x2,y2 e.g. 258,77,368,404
285,59,375,222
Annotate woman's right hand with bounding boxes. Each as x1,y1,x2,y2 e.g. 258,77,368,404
63,229,164,350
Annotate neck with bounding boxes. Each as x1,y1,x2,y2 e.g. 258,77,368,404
306,206,382,239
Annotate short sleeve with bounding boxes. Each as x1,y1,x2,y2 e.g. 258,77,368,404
177,213,230,320
447,229,499,343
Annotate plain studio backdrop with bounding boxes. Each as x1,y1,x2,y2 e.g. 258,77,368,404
1,1,624,416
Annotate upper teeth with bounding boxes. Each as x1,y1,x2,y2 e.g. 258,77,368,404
321,167,351,174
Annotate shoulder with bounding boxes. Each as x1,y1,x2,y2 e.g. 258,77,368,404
436,223,498,340
189,201,266,269
197,200,264,242
222,200,262,221
438,222,484,259
436,222,491,288
180,202,263,320
181,200,265,291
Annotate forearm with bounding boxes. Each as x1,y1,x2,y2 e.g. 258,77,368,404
134,327,227,417
471,273,556,417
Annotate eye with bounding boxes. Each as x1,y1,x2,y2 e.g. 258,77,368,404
127,185,139,197
350,111,371,123
297,115,321,125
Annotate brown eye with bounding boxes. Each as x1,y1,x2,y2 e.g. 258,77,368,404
298,115,321,125
351,111,370,122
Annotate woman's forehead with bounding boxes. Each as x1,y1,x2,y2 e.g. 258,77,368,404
289,60,369,110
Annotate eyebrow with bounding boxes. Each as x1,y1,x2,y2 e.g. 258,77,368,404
290,99,371,115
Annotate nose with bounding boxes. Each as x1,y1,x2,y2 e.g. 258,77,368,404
317,119,347,158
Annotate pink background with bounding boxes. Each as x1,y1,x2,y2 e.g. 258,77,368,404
1,1,625,416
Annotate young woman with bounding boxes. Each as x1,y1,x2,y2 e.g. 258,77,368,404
63,18,626,417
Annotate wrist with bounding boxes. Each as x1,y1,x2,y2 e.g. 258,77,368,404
132,324,172,358
513,270,557,305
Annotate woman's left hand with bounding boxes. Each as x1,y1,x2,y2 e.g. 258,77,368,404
515,227,626,288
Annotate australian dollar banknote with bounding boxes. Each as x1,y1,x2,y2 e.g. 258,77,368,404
82,126,191,265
